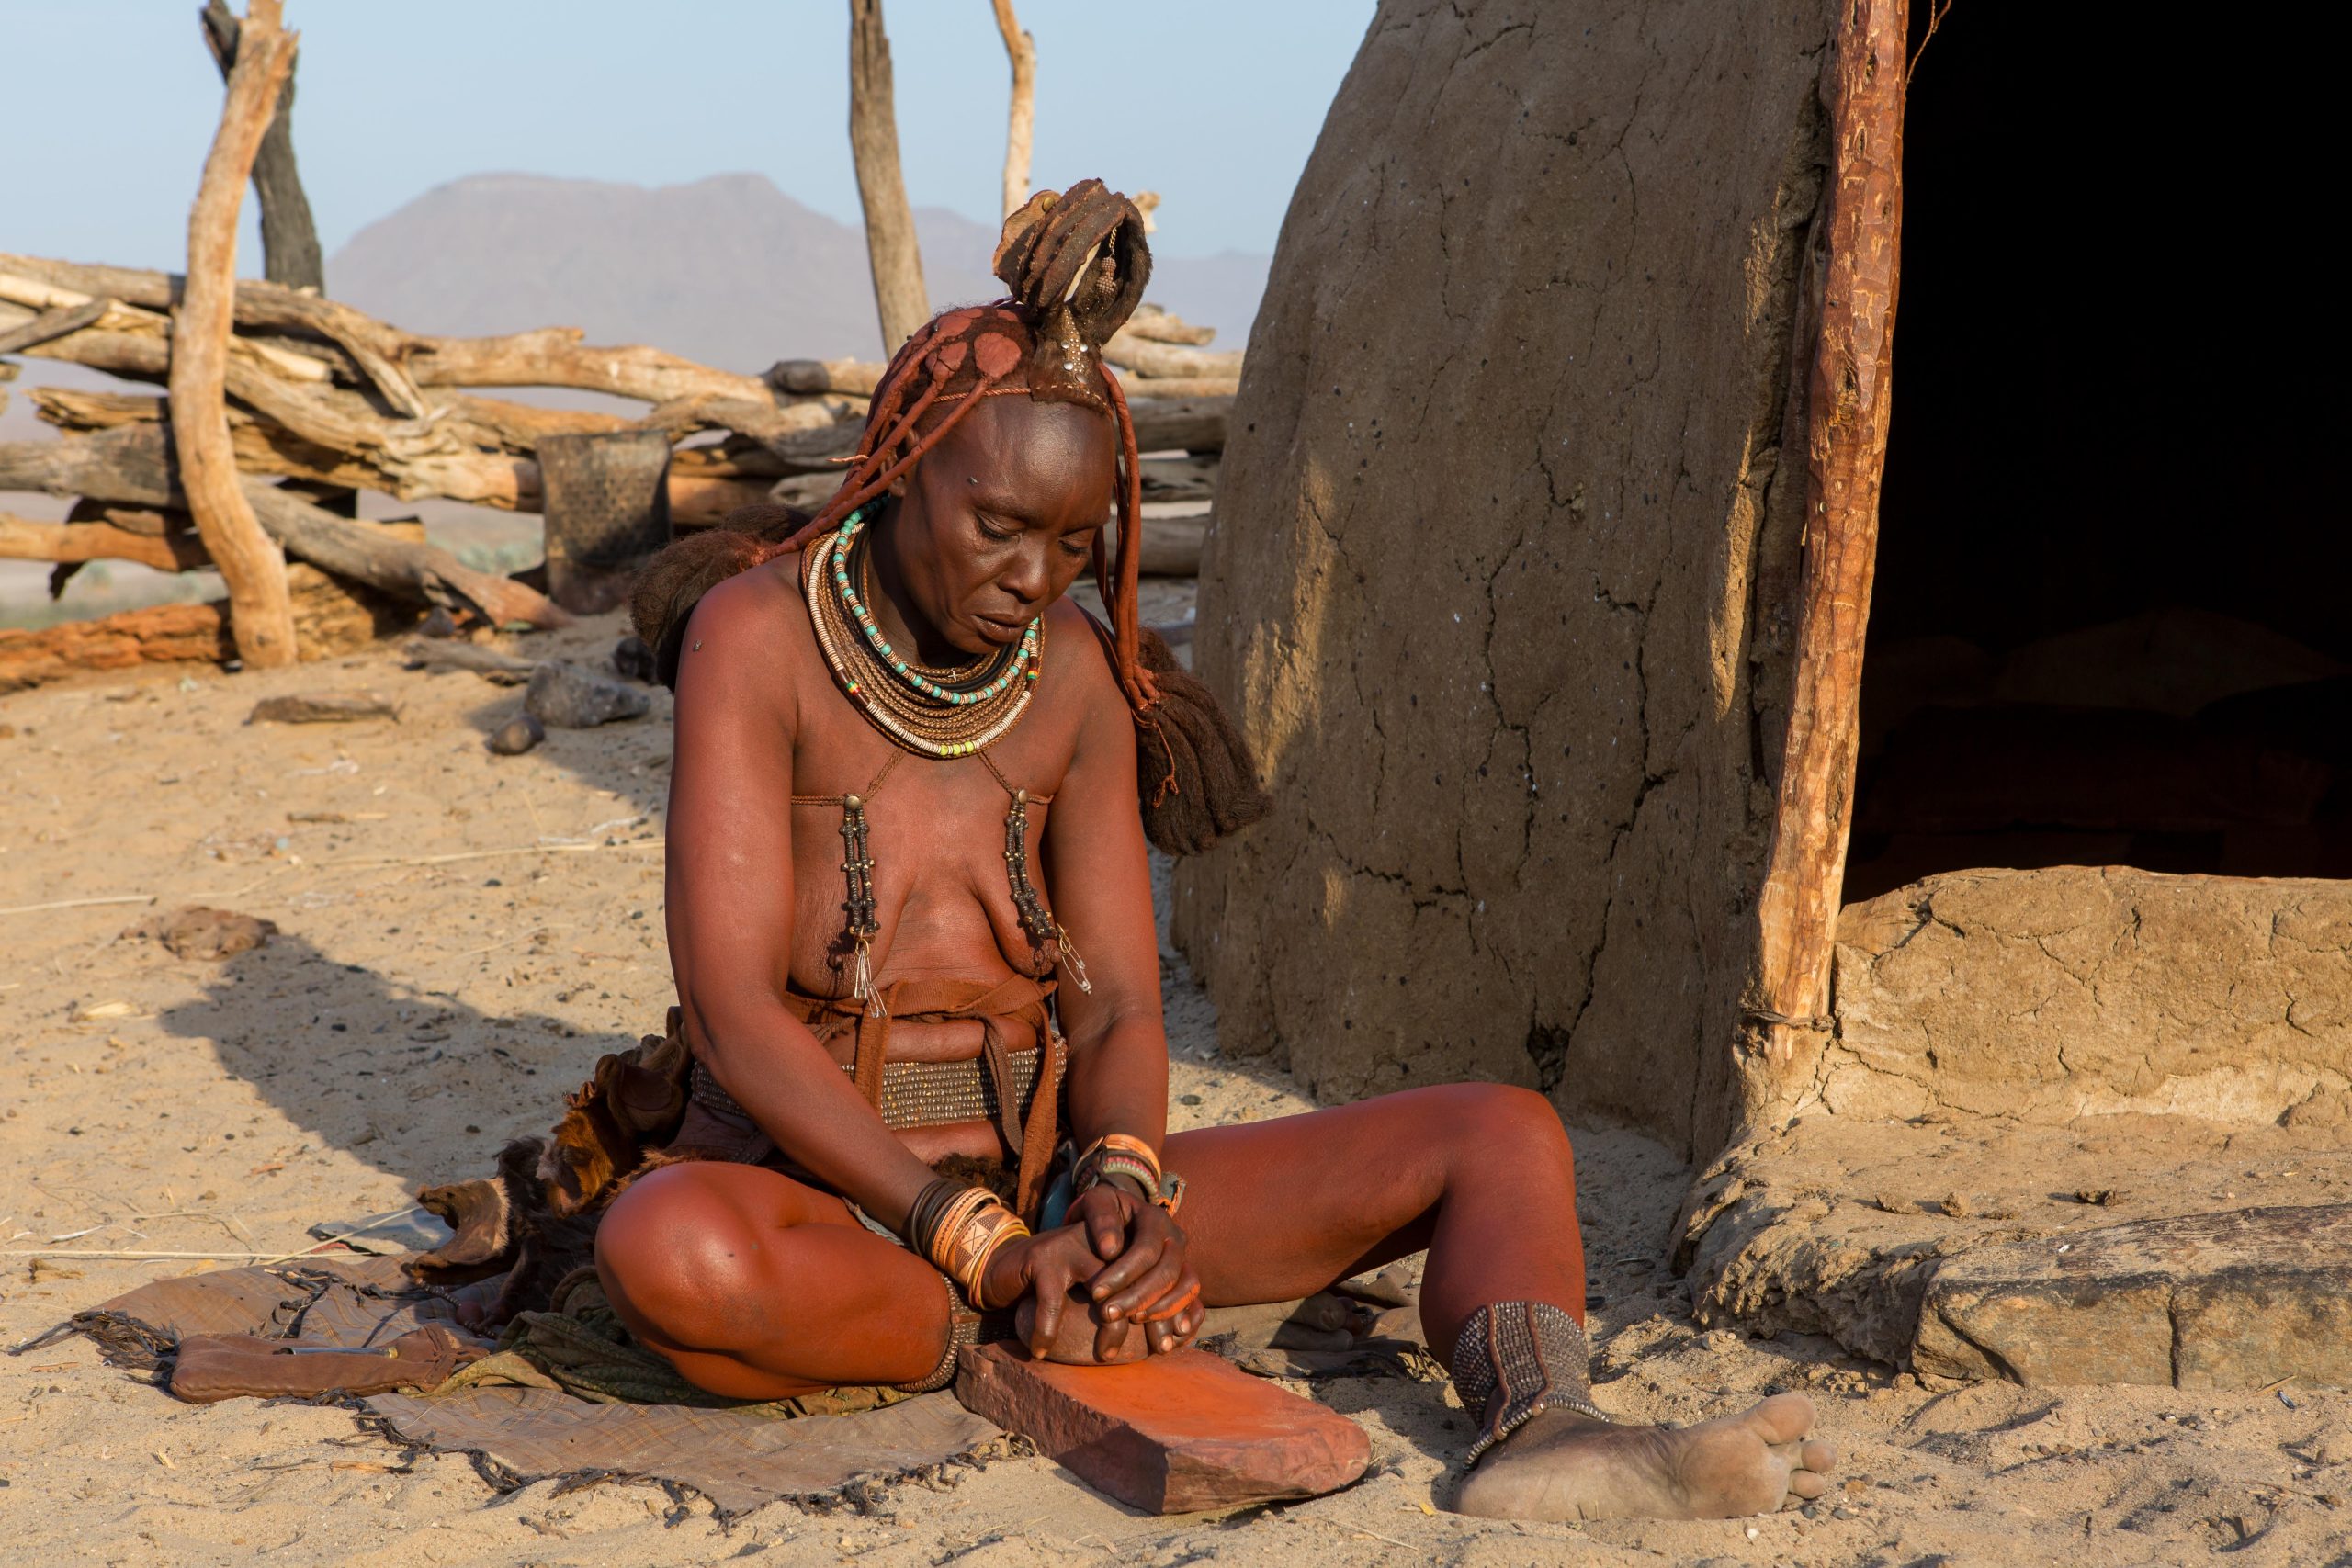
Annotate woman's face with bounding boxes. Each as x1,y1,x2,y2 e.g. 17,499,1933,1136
881,393,1117,659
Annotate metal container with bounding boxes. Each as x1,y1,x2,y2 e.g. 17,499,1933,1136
537,429,673,615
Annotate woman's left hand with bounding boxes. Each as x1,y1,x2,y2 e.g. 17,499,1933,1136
1069,1181,1203,1356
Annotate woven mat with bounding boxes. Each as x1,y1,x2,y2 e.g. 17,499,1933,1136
63,1255,1008,1516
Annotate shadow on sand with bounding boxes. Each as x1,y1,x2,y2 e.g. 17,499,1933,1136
154,930,646,1194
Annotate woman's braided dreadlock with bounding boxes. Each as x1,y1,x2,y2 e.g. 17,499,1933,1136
630,179,1266,855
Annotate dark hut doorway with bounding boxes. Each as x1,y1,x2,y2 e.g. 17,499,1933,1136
1843,12,2347,905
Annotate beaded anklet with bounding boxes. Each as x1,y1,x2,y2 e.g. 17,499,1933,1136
1452,1301,1609,1466
895,1269,981,1393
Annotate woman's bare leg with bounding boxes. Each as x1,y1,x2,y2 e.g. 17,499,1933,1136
594,1162,949,1400
1169,1082,1584,1354
1170,1083,1837,1521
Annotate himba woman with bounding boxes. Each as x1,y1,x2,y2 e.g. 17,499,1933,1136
594,181,1837,1521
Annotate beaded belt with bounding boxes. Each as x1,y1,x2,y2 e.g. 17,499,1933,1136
690,1050,1045,1133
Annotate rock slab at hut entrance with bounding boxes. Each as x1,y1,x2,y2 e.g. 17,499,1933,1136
1173,0,1846,1156
1680,867,2352,1389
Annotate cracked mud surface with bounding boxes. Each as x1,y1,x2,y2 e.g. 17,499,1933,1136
1826,867,2352,1125
1173,0,1840,1156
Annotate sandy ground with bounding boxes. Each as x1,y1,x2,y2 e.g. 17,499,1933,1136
5,613,2351,1567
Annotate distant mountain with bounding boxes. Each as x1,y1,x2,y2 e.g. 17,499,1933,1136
326,173,1265,369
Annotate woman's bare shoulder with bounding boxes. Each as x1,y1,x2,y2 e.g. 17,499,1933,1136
674,552,817,697
1044,597,1120,698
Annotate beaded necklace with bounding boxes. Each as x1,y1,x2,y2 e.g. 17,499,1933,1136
804,506,1044,759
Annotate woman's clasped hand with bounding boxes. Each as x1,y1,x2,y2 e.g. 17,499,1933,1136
986,1182,1204,1363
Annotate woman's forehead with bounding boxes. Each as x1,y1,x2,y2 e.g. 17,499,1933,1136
931,396,1115,517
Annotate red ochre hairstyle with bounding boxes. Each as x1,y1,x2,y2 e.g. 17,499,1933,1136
630,179,1267,855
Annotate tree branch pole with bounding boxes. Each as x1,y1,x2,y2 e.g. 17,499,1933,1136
200,0,323,292
173,0,300,668
991,0,1037,218
848,0,929,352
1745,0,1909,1122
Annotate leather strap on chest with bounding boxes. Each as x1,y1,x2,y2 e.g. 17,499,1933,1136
785,974,1065,1219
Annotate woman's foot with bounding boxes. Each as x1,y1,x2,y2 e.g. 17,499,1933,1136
1453,1392,1837,1520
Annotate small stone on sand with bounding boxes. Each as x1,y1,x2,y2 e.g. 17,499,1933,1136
613,634,657,683
488,714,546,755
525,660,650,728
128,906,277,961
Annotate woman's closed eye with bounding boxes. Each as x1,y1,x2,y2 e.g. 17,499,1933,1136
1058,530,1099,561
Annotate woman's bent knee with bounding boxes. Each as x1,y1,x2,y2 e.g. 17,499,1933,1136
1443,1083,1573,1166
595,1166,757,1337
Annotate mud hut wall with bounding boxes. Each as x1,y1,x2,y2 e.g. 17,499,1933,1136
1171,0,1840,1156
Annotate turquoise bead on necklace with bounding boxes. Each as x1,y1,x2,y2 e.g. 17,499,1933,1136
832,507,1038,705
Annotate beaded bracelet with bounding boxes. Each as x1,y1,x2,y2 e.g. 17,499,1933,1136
946,1204,1030,1305
907,1177,1030,1309
1072,1133,1163,1200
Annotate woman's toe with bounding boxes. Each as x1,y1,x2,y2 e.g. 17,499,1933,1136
1744,1392,1817,1444
1786,1466,1832,1501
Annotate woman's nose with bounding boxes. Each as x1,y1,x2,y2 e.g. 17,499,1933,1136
999,537,1051,604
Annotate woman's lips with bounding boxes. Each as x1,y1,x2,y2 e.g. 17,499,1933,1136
974,615,1025,646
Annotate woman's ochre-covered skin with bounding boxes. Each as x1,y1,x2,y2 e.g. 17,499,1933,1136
592,239,1836,1519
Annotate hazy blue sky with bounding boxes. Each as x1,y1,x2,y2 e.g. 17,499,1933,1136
3,1,1372,270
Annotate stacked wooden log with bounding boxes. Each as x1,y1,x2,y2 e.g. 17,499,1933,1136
760,300,1234,578
0,254,1233,682
768,300,1241,402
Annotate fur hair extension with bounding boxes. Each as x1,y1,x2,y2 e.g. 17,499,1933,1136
1132,626,1272,854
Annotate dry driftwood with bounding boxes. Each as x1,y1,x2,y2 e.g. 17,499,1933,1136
0,299,110,358
1123,304,1216,347
1115,377,1242,403
201,0,322,292
30,385,522,506
849,0,929,352
0,254,783,411
0,602,230,693
766,316,1235,398
0,502,424,579
175,0,300,668
400,636,538,684
767,358,888,398
1102,330,1244,382
1136,453,1219,503
0,510,209,573
635,391,854,445
1139,513,1207,577
752,395,1232,474
27,385,807,522
0,562,412,694
1124,397,1232,454
991,0,1037,219
0,425,567,628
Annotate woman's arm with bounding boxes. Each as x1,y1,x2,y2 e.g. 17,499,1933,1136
664,570,939,1232
1002,623,1202,1354
1039,628,1169,1159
